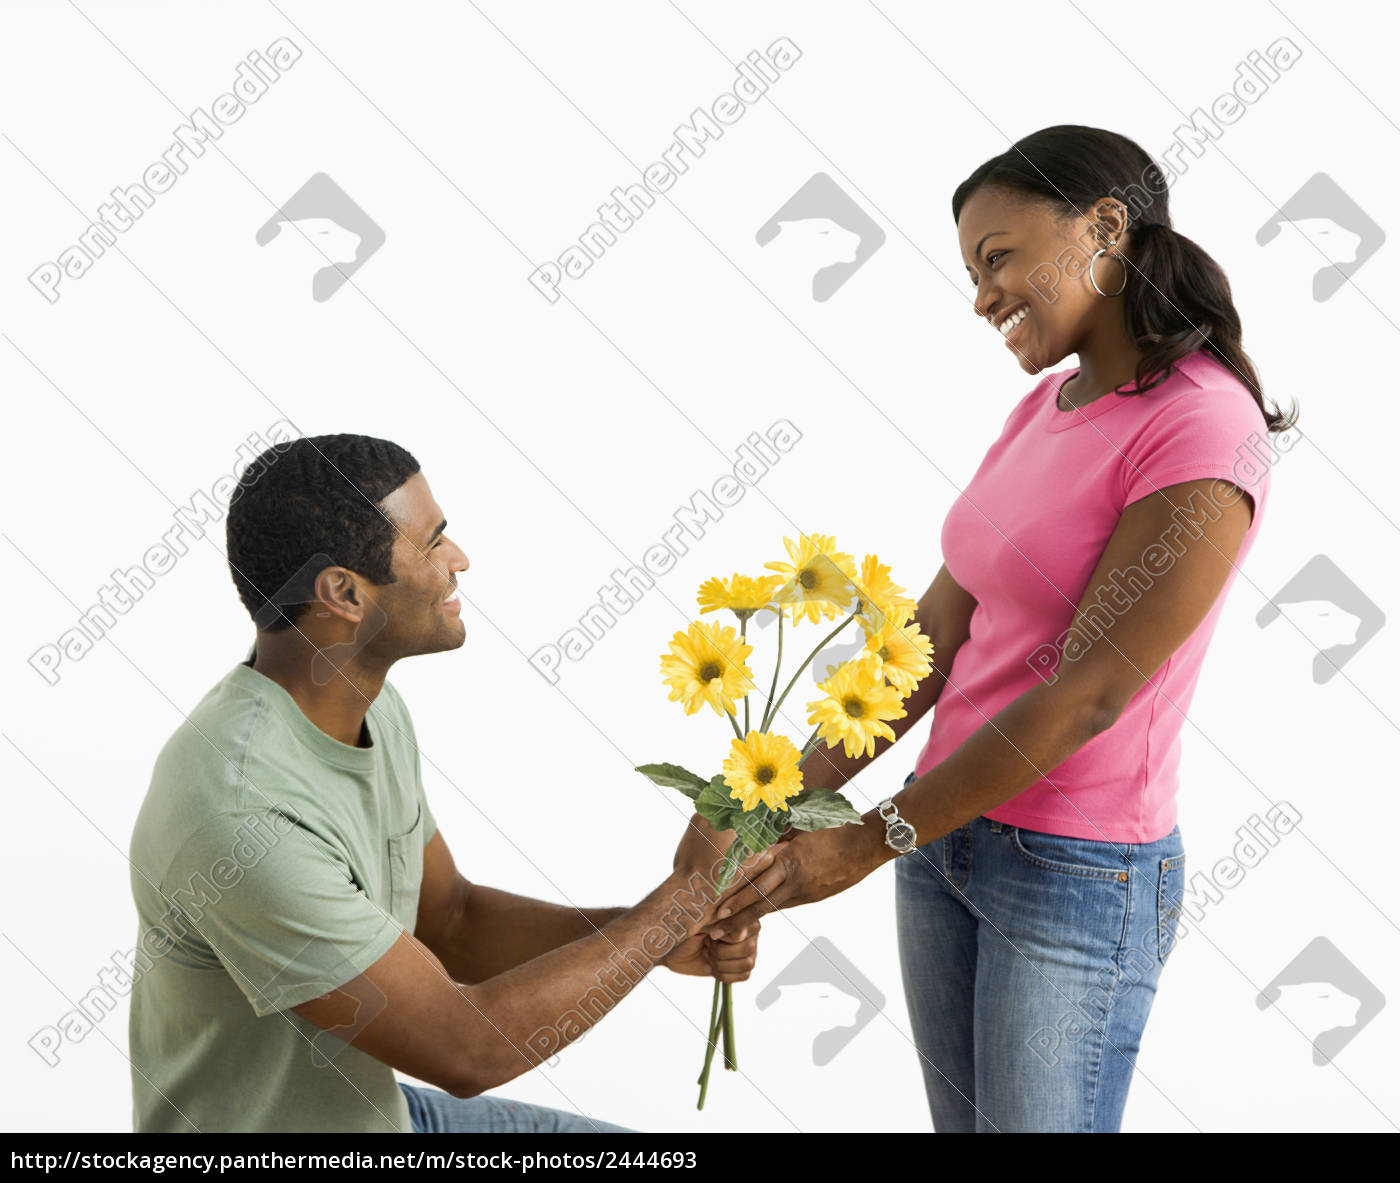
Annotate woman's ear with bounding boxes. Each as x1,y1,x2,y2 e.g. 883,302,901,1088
1090,197,1128,246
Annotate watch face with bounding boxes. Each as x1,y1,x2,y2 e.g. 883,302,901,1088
888,822,917,852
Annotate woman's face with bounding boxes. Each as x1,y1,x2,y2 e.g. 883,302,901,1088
957,185,1127,376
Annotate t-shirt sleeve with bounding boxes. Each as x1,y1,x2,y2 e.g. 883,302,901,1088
1119,385,1270,519
159,810,404,1018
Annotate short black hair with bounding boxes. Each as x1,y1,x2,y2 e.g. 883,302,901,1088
227,433,421,631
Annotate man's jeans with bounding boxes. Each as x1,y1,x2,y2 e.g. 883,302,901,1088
894,772,1187,1132
400,1083,633,1133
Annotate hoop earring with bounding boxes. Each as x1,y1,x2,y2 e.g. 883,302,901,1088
1089,245,1127,297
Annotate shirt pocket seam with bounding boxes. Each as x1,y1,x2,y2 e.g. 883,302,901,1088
386,803,425,923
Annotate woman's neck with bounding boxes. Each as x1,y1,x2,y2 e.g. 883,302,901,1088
1060,332,1145,409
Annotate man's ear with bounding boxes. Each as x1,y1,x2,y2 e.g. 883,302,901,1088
312,566,366,626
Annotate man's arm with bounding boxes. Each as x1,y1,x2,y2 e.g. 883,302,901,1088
413,832,626,985
292,823,773,1099
413,822,759,985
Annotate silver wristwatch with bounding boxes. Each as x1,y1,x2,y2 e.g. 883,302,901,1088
878,798,918,855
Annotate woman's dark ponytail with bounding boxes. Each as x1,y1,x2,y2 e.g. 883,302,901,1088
953,125,1298,434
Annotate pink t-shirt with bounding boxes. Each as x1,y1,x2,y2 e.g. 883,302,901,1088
914,349,1273,843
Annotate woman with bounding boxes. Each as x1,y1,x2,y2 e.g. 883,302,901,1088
707,125,1296,1132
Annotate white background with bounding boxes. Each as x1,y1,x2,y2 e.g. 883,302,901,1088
2,0,1397,1134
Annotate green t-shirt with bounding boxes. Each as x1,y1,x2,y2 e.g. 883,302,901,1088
128,654,437,1132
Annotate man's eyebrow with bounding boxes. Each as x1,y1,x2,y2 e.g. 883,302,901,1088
424,519,447,546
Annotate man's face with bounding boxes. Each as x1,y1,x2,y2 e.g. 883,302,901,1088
369,472,469,659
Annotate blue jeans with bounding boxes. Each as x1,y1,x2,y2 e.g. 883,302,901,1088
400,1083,633,1133
894,772,1186,1133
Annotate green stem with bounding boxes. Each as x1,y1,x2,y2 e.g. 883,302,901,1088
696,980,722,1108
722,983,738,1071
797,725,824,765
766,610,860,732
741,617,750,737
759,612,784,732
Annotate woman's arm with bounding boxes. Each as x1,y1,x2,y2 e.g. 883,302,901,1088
801,562,979,792
710,477,1254,935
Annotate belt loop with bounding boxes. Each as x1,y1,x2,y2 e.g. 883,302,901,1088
989,820,1003,834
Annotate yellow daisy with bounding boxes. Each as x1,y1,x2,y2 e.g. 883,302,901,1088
864,618,934,694
765,533,857,625
696,573,784,621
854,554,918,635
660,620,755,717
807,655,907,759
721,730,804,812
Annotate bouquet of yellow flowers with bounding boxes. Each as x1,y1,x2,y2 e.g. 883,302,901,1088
636,534,933,1107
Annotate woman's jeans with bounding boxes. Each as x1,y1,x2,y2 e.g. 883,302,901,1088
894,773,1187,1133
400,1084,633,1133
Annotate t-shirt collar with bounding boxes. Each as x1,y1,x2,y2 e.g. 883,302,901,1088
234,642,379,771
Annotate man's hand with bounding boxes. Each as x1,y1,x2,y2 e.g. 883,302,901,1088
706,822,885,940
671,811,732,877
659,922,761,983
668,811,776,934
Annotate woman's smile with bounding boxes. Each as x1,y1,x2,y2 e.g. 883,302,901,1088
999,306,1031,350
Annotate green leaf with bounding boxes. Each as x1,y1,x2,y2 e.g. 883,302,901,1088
734,807,788,855
715,838,751,892
694,775,741,832
788,786,864,832
635,762,708,800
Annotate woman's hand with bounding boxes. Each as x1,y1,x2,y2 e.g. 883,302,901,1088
705,821,887,940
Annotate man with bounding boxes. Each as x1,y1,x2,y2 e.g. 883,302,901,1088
128,433,766,1133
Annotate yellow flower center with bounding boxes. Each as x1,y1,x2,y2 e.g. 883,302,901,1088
755,765,776,785
843,697,865,718
878,645,890,661
798,568,817,590
699,661,722,681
